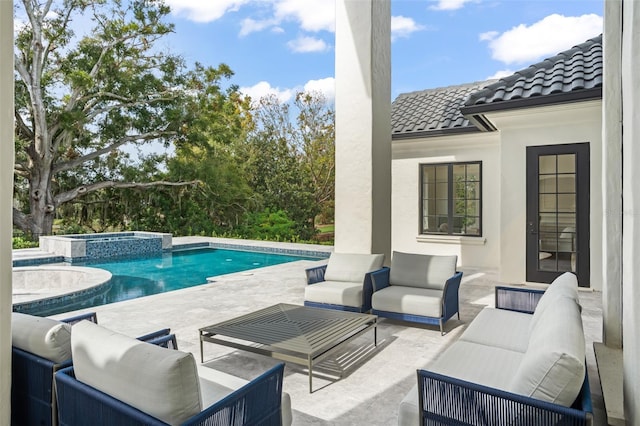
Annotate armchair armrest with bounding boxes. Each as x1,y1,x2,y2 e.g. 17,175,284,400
495,286,546,314
370,267,391,292
61,312,98,325
187,363,285,425
417,369,593,426
306,264,327,284
442,271,463,320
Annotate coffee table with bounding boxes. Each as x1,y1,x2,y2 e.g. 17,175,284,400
199,303,378,392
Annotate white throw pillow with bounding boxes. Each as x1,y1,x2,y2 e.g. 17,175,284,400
11,312,72,363
72,321,202,425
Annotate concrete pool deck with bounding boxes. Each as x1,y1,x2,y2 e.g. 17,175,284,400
16,237,605,425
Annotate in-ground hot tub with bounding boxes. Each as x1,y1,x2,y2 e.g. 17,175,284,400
39,231,172,262
12,265,112,316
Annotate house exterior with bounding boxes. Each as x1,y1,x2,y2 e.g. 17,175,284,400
391,35,603,290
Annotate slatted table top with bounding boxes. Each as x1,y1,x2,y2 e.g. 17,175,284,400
199,303,377,358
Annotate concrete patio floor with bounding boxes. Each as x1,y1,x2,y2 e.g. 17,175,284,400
45,238,606,425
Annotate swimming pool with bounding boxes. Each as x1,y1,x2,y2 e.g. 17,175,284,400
19,247,322,316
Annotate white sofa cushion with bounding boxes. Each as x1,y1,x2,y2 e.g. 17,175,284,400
389,252,457,290
372,286,443,318
459,307,532,353
72,321,202,425
11,312,72,363
510,296,585,406
530,272,579,333
197,365,292,426
304,280,363,308
323,252,384,283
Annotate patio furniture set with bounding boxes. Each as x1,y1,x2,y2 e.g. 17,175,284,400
10,250,593,425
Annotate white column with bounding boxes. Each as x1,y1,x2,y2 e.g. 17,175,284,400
334,0,392,259
602,0,623,348
0,0,14,422
621,1,640,423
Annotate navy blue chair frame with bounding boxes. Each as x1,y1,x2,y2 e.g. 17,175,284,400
370,269,463,335
417,369,593,426
304,264,389,313
55,363,285,426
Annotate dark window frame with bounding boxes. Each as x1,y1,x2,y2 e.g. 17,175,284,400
419,161,483,237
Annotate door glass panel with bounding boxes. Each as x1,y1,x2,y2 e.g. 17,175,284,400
537,154,577,273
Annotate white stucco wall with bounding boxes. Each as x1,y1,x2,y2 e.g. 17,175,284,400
392,132,500,269
1,0,13,421
489,100,603,289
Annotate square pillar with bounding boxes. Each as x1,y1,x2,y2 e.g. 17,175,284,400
334,0,392,260
0,0,15,422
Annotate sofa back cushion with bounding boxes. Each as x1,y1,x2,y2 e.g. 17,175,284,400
72,321,201,425
529,272,579,333
11,312,72,363
323,252,384,283
389,252,457,290
510,296,585,406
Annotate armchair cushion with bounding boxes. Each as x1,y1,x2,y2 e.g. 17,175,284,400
371,286,444,318
71,321,202,425
304,280,365,308
11,312,72,363
323,252,384,283
458,307,532,352
389,252,457,290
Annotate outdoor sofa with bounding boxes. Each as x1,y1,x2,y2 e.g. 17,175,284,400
55,320,291,426
370,252,462,334
398,272,593,425
304,252,386,312
10,311,174,426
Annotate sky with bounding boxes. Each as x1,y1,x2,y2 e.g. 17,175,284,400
160,0,604,104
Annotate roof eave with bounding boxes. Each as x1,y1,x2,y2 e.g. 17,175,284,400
392,126,481,141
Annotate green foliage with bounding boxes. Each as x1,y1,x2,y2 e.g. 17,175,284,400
238,209,299,242
12,237,39,249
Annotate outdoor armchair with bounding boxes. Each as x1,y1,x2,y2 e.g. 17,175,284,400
371,251,462,334
55,321,286,426
304,252,386,313
11,312,175,426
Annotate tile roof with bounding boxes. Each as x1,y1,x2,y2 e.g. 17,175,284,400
391,80,495,139
463,35,602,113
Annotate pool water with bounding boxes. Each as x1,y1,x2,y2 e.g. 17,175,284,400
52,247,319,314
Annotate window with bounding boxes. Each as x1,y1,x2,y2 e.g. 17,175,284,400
420,162,482,236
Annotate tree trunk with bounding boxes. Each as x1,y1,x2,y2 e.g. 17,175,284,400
28,161,55,237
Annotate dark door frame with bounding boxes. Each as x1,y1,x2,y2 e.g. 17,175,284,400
525,143,590,287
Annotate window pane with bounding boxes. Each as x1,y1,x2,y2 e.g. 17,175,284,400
539,155,556,174
423,166,436,183
539,175,556,193
539,194,556,213
465,217,481,236
435,165,448,182
557,154,575,173
466,200,480,216
539,213,558,233
557,174,575,193
424,216,438,232
436,200,448,215
453,164,466,180
557,194,576,213
466,163,480,178
539,232,557,252
452,216,464,234
466,182,480,200
436,216,449,233
436,182,448,197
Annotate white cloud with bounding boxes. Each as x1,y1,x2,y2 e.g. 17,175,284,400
391,16,425,40
240,17,278,37
486,69,514,80
239,81,294,104
274,0,335,33
165,0,250,23
287,36,329,53
430,0,474,11
482,14,603,65
303,77,335,102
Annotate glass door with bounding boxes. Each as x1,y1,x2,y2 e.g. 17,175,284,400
526,143,590,286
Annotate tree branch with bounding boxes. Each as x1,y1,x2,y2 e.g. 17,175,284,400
53,130,176,173
54,180,201,205
13,207,39,235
